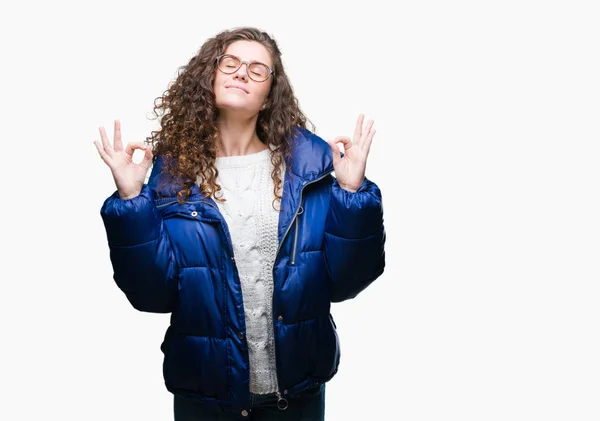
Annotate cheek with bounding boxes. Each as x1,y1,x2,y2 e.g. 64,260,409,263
213,73,223,91
256,83,272,102
213,75,227,102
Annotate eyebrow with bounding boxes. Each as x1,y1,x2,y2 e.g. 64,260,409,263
225,53,271,66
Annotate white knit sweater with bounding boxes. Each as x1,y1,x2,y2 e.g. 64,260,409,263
212,148,284,394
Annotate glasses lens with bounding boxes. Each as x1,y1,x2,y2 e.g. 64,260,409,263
248,63,270,82
218,55,240,73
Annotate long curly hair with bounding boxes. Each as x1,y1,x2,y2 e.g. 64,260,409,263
145,26,314,205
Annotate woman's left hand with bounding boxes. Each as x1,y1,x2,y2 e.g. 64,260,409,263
327,114,376,192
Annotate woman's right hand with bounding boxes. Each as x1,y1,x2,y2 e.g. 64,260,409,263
94,119,153,200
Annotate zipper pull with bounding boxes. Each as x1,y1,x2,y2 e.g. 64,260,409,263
276,391,289,410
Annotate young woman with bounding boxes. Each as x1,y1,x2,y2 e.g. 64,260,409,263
94,26,386,421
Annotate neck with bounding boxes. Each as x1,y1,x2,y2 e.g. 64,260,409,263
216,111,267,157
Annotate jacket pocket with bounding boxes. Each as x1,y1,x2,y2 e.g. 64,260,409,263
164,332,229,397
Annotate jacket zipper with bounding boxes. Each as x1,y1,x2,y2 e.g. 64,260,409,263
290,205,303,265
271,173,330,408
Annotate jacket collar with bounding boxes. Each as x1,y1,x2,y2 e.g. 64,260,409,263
285,126,334,182
149,126,334,200
149,126,335,248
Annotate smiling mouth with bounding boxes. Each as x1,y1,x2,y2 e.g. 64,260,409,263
227,86,248,94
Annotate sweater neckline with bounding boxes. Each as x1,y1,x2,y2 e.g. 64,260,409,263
215,148,271,169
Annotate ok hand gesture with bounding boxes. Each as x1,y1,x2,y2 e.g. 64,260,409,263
93,120,153,200
326,114,376,192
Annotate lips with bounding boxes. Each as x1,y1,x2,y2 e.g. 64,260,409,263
226,85,249,94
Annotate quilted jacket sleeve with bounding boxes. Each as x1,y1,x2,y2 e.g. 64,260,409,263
324,176,386,302
100,184,178,313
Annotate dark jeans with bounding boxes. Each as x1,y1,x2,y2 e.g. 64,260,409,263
174,385,325,421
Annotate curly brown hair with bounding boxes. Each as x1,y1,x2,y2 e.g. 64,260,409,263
145,26,314,206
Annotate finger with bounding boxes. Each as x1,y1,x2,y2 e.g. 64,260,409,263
99,126,113,154
327,139,342,166
362,128,376,154
359,119,375,146
124,141,148,158
113,119,123,152
353,114,365,143
331,136,353,160
93,140,113,167
332,136,353,152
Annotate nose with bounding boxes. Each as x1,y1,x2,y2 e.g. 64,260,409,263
233,62,249,81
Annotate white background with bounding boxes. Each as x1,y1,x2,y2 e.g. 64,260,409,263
1,0,599,420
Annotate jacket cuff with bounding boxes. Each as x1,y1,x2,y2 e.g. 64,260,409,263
327,177,384,240
100,184,161,246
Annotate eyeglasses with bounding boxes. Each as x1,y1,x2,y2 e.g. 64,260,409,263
216,54,274,82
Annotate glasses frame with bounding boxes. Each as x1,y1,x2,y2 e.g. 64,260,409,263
216,54,274,82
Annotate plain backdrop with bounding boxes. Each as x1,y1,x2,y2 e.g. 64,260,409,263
1,0,599,420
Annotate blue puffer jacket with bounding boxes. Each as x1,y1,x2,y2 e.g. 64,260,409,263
100,127,386,417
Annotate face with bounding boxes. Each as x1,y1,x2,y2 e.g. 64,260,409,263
213,40,273,117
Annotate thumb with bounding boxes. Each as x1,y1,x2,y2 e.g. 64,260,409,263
141,144,153,169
